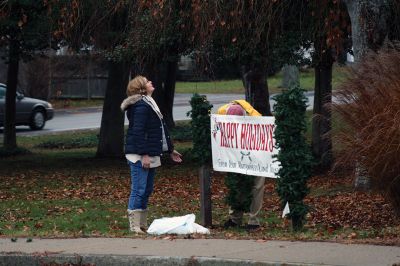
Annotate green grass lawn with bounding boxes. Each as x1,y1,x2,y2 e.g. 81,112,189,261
176,65,348,94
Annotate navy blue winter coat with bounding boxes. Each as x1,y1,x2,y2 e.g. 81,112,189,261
122,97,173,156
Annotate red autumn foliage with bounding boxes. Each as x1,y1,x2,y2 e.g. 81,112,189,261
332,44,400,217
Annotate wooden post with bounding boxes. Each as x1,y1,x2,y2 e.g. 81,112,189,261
199,164,212,227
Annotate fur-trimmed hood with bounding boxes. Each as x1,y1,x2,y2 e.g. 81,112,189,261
121,94,163,119
120,94,143,111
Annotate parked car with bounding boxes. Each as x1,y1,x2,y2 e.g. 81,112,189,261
0,83,54,130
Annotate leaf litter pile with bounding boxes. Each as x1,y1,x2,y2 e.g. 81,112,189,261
0,155,399,245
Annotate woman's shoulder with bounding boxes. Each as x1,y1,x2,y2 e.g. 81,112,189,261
134,99,151,108
131,99,152,115
121,95,147,111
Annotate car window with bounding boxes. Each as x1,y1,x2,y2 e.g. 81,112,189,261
0,87,5,99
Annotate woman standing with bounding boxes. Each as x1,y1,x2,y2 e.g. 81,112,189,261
120,75,182,234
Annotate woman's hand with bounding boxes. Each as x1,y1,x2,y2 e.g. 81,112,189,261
170,150,182,163
142,155,151,169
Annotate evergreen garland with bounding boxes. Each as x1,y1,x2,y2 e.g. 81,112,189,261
273,86,314,230
187,93,213,165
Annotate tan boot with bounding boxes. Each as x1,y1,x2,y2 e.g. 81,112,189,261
140,209,148,232
127,209,145,234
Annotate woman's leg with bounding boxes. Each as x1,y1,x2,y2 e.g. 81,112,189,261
142,168,155,209
127,161,152,233
128,161,151,210
140,168,155,230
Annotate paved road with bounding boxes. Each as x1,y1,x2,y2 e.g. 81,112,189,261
1,92,315,136
1,237,399,266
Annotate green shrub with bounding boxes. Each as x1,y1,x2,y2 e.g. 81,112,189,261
273,86,314,231
35,135,98,149
187,93,213,165
170,121,192,141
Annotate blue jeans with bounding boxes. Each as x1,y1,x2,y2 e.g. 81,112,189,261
127,161,156,210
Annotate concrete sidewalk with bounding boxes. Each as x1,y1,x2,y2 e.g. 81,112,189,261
1,238,400,266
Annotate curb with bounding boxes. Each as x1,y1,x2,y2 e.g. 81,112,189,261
0,253,328,266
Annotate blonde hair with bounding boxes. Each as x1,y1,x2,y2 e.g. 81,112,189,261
126,75,147,96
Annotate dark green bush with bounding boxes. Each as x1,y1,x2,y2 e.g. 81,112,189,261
187,93,213,166
169,121,192,141
35,135,98,149
273,86,314,231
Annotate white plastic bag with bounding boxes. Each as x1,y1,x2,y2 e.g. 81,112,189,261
147,214,210,235
282,201,290,218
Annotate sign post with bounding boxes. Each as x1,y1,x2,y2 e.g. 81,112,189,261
199,165,212,227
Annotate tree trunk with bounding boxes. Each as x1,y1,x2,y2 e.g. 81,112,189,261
312,53,333,172
151,60,178,129
344,0,389,62
96,61,130,158
241,65,272,116
4,39,19,151
144,59,178,129
344,0,389,189
281,64,300,89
